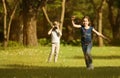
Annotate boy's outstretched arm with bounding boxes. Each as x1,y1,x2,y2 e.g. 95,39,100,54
92,28,111,41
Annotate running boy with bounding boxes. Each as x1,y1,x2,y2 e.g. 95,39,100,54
48,21,62,62
71,16,109,70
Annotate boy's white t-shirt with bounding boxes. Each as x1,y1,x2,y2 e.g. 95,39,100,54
51,29,60,43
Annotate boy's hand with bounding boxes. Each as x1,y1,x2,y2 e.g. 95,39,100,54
104,36,111,42
106,37,111,42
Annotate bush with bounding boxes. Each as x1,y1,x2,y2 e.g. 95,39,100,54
38,38,50,46
61,39,81,46
7,41,23,47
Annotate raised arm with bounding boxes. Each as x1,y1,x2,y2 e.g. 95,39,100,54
71,16,81,28
48,27,53,35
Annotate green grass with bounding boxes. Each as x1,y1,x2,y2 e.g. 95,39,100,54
0,45,120,78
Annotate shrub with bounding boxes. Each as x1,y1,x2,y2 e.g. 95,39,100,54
38,38,50,46
7,41,23,47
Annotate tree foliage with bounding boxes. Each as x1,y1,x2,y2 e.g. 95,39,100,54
0,0,120,46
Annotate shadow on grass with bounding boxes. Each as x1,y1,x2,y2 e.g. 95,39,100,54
0,65,120,78
73,55,120,59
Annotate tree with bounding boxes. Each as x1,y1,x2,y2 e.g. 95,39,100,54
42,0,66,32
90,0,106,46
2,0,19,47
106,0,120,45
2,0,7,47
22,0,44,46
60,0,66,31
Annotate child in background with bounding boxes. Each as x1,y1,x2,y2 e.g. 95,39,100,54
71,16,109,70
48,21,62,63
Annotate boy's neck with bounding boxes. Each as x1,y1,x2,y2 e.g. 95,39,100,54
84,25,90,29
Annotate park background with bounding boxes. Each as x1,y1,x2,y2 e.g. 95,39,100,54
0,0,120,78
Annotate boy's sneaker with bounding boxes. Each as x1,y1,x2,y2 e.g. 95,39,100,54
87,64,94,70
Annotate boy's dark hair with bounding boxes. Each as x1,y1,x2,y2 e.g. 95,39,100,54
82,16,91,26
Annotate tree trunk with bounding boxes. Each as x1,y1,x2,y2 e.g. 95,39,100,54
23,16,38,46
90,0,105,46
97,0,105,47
60,0,66,31
107,0,115,38
2,0,18,48
115,8,120,40
17,14,23,43
7,1,18,44
111,8,120,44
107,0,120,45
42,6,53,27
98,10,103,46
2,0,7,48
67,25,74,42
42,0,66,32
22,0,38,46
10,17,23,43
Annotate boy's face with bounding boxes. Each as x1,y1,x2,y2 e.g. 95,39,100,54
54,21,58,25
83,18,89,26
53,21,59,28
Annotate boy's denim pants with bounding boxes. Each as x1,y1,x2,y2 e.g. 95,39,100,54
81,42,93,68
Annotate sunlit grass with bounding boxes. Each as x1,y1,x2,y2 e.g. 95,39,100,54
0,45,120,67
0,45,120,78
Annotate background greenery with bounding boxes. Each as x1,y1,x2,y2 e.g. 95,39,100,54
0,0,120,46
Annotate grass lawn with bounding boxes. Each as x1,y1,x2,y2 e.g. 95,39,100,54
0,45,120,78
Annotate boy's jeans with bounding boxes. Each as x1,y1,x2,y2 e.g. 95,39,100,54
48,42,60,62
81,42,93,68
